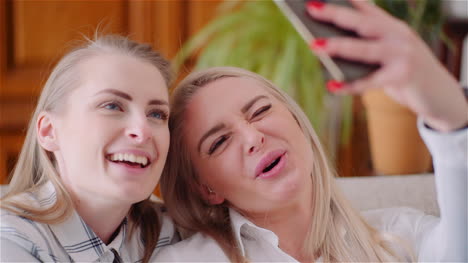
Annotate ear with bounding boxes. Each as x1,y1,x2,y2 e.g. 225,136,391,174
199,184,225,205
36,112,59,152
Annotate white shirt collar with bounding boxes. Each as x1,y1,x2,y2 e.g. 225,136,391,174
229,208,281,255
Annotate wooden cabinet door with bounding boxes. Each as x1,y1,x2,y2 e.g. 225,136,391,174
1,0,129,183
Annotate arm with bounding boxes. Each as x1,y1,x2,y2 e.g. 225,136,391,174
417,121,467,262
305,0,467,261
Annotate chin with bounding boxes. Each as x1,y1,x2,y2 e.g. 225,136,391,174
115,184,155,204
275,172,308,201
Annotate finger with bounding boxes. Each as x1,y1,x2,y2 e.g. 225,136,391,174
349,0,411,33
339,69,393,95
306,1,383,38
329,66,394,95
348,0,380,14
312,37,387,65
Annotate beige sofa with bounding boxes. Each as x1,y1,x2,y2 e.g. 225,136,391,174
336,174,438,216
0,174,438,216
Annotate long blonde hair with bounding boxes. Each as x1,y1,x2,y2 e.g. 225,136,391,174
1,34,171,263
161,67,403,262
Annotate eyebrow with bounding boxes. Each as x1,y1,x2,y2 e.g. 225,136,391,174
148,99,169,107
96,89,168,106
241,95,268,114
97,89,132,101
196,95,268,154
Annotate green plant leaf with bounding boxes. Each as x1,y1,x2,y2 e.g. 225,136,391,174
271,33,298,94
172,10,248,72
196,29,239,69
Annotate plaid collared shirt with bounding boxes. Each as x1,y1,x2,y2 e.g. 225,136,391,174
0,181,177,262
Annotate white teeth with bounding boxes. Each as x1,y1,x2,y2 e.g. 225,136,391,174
109,153,149,166
110,153,123,161
137,156,148,166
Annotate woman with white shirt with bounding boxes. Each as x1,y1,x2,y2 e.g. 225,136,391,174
156,0,467,262
0,35,176,262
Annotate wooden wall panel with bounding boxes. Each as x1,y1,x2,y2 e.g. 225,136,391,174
128,0,222,60
3,0,128,99
128,0,185,59
0,98,35,131
12,0,127,67
0,1,8,183
186,0,221,37
0,0,5,90
2,67,44,98
0,135,25,184
151,0,187,59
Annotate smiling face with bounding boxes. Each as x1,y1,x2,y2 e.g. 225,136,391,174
183,77,314,215
51,53,169,205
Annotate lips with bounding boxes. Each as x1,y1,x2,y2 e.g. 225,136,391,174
255,150,287,179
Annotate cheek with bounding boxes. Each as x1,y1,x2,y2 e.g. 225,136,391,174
58,115,113,158
196,160,220,186
281,114,308,148
278,115,314,170
199,152,240,189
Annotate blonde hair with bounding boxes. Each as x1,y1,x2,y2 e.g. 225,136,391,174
1,34,171,263
161,67,405,262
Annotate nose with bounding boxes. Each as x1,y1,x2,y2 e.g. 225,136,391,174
241,124,265,155
126,115,151,144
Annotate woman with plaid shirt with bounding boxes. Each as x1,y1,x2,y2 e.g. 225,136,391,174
0,35,178,262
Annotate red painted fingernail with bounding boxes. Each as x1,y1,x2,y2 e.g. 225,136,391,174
310,38,327,51
326,80,344,92
307,1,325,11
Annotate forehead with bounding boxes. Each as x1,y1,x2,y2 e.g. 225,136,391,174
188,77,269,110
77,53,168,99
184,76,272,133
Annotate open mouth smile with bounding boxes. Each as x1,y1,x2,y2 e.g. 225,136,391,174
255,150,287,179
263,156,281,173
106,153,151,169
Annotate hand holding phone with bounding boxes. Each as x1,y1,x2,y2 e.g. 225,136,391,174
278,0,468,133
274,0,379,82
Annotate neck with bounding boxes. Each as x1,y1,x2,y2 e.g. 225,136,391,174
70,190,131,244
246,197,314,262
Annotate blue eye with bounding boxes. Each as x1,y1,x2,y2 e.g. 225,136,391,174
148,110,168,120
104,102,122,111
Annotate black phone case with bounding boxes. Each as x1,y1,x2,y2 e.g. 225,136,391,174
275,0,378,82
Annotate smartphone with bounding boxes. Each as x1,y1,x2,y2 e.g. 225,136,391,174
274,0,378,82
